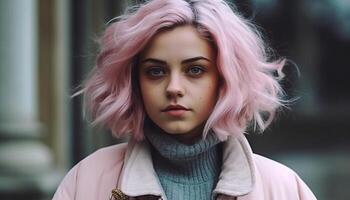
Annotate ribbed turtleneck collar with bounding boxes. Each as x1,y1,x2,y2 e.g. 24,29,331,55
145,127,222,184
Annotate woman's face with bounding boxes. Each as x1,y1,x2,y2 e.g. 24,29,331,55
139,25,219,141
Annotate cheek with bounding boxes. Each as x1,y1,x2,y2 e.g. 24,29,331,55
139,79,162,110
204,90,217,107
141,86,154,104
199,81,219,109
139,77,151,105
140,89,155,117
194,85,217,113
196,80,218,98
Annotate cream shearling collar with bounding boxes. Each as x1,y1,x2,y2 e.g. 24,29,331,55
117,135,255,199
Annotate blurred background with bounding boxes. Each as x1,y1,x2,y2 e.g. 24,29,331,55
0,0,349,199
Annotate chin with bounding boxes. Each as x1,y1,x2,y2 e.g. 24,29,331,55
163,126,201,137
162,128,190,135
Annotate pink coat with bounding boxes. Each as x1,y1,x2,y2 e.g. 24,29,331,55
53,135,317,200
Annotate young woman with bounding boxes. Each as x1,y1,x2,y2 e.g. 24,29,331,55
53,0,317,199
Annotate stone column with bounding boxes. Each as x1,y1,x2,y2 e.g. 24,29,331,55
0,0,59,199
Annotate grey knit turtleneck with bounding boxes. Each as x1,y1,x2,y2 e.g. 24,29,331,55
145,128,222,200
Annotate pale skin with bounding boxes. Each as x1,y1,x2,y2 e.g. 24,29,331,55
138,25,220,143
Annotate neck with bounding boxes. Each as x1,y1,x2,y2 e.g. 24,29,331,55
145,120,205,144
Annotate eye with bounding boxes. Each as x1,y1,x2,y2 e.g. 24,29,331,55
146,67,166,77
187,66,205,76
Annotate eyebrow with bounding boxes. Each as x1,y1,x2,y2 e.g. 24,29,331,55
140,56,211,65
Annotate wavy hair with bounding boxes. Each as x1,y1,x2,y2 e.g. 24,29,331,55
81,0,286,141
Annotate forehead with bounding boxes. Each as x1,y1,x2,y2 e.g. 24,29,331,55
140,25,215,60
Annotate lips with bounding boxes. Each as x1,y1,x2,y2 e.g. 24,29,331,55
161,105,190,117
162,104,190,112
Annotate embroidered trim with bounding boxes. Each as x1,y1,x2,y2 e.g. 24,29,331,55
110,188,129,200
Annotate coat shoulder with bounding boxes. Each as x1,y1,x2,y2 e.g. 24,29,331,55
253,153,301,187
80,142,128,168
253,154,297,178
250,154,317,200
53,143,128,200
76,142,128,184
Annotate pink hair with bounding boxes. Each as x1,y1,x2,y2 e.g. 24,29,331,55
82,0,286,141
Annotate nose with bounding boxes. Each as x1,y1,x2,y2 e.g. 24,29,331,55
166,73,185,99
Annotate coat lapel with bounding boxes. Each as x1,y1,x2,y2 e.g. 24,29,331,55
115,135,255,200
